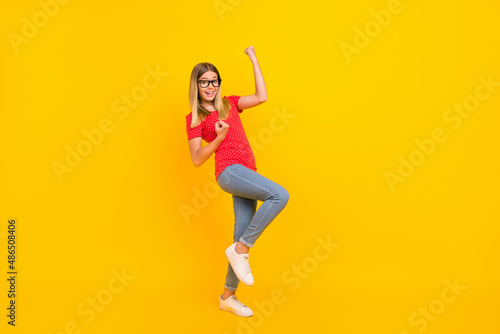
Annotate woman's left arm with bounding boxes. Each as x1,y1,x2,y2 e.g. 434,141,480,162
237,46,268,110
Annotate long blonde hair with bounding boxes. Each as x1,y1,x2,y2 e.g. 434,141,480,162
189,62,231,128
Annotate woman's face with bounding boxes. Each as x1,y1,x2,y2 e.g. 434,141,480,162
198,70,219,105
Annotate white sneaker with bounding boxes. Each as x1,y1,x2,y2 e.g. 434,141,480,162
219,295,253,317
225,243,254,286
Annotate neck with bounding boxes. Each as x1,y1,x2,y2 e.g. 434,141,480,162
201,102,215,110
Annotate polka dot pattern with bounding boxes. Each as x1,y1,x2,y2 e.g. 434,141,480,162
185,95,257,180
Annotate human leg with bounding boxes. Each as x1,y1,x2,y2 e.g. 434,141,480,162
222,194,257,292
218,164,289,248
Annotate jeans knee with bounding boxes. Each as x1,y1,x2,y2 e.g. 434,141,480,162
274,186,289,209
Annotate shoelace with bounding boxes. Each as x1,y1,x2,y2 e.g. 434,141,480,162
240,254,251,275
229,296,247,310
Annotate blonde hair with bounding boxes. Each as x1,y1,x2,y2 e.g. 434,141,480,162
189,62,231,128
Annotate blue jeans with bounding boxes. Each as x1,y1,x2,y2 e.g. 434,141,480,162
216,163,289,291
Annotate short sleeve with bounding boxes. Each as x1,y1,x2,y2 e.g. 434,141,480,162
224,95,243,113
186,113,202,140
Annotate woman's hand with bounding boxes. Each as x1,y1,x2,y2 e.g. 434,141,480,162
215,120,229,139
244,46,257,62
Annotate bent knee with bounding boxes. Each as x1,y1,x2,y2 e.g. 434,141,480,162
275,186,289,207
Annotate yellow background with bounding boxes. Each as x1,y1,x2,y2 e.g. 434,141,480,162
1,0,499,333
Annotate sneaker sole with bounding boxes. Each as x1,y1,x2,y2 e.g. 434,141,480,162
219,305,253,317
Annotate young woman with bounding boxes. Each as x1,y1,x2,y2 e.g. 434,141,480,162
185,46,289,317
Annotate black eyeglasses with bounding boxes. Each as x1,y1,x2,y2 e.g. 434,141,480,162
198,78,221,88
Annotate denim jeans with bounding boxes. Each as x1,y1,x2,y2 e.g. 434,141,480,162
216,163,289,291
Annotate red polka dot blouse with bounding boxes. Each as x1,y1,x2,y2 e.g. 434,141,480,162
186,95,257,180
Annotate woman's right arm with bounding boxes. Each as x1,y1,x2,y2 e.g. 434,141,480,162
188,120,229,167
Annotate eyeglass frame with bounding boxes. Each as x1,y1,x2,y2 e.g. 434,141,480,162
198,78,221,88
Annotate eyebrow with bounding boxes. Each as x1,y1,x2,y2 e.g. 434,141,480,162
200,76,218,80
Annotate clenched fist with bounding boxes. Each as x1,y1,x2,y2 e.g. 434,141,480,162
215,120,229,139
244,46,257,61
